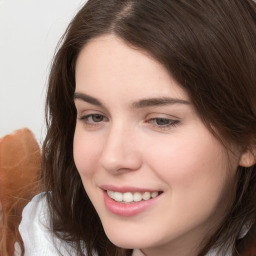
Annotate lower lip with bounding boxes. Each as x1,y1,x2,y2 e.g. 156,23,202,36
103,191,161,217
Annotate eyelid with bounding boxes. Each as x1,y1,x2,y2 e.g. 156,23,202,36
80,113,107,121
145,113,180,131
76,107,107,118
77,110,109,129
145,112,180,121
147,117,179,125
74,100,110,117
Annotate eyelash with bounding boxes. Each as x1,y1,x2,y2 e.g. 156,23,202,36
78,114,179,130
79,114,108,126
146,118,179,130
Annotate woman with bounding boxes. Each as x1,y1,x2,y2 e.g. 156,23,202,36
19,0,256,255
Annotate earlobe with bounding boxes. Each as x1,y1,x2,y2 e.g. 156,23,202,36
239,147,256,167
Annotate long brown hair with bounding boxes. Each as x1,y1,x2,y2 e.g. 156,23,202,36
42,0,256,255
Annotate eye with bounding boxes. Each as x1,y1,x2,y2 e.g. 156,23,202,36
79,113,108,126
147,117,179,130
153,118,174,126
87,114,105,122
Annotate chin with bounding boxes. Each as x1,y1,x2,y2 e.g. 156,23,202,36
109,238,147,250
103,227,157,250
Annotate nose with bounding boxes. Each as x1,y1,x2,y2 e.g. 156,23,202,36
99,124,142,174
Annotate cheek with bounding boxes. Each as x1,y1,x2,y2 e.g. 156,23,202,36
145,129,236,208
73,127,101,178
146,134,225,178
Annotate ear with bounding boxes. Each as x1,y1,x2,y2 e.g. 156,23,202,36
239,146,256,167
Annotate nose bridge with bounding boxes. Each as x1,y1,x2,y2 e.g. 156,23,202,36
99,121,141,173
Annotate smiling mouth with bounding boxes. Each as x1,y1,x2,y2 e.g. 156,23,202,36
106,190,162,204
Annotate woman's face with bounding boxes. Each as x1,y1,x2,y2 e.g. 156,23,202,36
73,35,242,255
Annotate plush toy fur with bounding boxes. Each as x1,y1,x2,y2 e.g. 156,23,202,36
0,128,41,256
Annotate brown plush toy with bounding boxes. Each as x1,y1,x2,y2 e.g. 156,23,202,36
0,128,41,256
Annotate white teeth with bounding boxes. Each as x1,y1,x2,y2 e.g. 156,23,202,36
107,190,159,203
151,192,158,198
114,192,123,202
133,192,142,202
107,190,115,198
142,192,150,200
123,192,133,203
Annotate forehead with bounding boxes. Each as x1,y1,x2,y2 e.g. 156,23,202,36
75,35,188,102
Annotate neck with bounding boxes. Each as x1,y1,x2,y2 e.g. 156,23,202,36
132,239,200,256
131,228,210,256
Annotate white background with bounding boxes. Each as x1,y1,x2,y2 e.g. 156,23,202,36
0,0,86,144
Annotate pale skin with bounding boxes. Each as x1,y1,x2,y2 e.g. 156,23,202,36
73,35,254,256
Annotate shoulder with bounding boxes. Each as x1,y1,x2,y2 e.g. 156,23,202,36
19,193,49,244
19,193,84,256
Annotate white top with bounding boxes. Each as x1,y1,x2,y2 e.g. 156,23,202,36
19,194,248,256
19,193,84,256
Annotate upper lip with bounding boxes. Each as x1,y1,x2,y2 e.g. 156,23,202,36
100,185,162,193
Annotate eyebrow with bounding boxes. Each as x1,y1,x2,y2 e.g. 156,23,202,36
131,97,190,108
74,92,190,108
74,92,103,106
